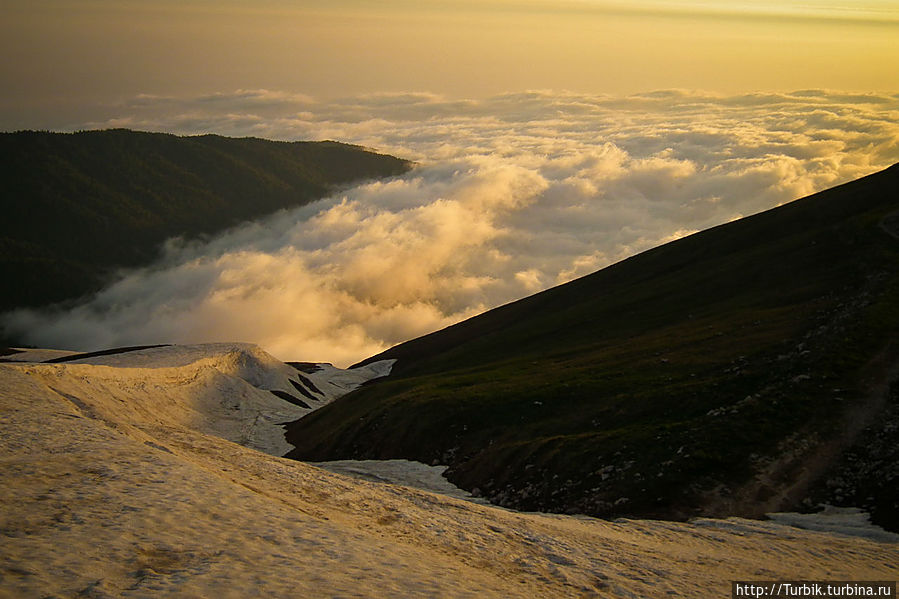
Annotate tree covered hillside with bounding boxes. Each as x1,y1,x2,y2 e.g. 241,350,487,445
0,129,411,312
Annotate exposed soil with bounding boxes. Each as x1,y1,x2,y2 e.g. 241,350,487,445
295,373,325,396
42,344,172,363
286,362,323,373
288,379,319,403
269,389,312,410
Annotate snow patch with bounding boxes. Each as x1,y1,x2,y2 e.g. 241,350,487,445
3,343,394,457
766,506,899,544
302,359,396,401
311,459,490,505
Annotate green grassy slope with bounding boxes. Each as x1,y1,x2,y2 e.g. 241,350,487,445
286,164,899,526
0,129,411,312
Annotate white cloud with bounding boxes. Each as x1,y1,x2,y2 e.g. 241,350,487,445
6,90,899,365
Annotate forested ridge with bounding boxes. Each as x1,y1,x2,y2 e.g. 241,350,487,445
0,129,411,314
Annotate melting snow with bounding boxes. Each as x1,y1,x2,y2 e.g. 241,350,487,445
1,343,896,598
311,459,491,505
767,506,899,544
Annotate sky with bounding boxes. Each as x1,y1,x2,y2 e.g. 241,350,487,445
3,1,899,364
2,0,898,128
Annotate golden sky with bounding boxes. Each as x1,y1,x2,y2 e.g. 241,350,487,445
2,0,898,127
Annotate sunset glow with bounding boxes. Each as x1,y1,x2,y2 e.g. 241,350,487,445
2,1,898,128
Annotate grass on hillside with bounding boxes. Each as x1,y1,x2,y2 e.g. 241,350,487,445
286,164,899,523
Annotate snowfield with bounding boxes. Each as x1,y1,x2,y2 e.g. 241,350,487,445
1,344,896,598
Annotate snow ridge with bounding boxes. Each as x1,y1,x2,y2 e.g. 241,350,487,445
5,342,393,456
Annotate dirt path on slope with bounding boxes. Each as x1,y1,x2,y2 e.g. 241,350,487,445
709,341,899,519
705,212,899,519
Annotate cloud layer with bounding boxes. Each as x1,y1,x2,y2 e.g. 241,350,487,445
7,90,899,365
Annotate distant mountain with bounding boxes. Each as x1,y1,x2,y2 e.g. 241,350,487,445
286,164,899,529
0,129,411,313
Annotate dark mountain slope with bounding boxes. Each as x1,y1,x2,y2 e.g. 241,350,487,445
0,129,411,313
286,164,899,527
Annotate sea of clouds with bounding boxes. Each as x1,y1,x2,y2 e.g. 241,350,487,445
6,89,899,365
